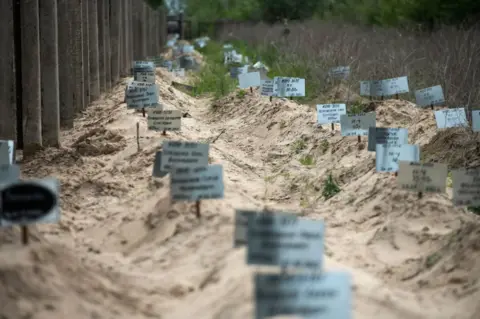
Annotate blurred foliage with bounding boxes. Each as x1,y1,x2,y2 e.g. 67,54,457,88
184,0,480,29
144,0,164,9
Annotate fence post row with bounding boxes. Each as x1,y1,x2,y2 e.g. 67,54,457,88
0,0,167,158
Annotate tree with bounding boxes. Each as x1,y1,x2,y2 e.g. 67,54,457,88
104,1,111,90
71,0,84,113
39,0,60,147
89,0,100,100
110,0,121,84
58,0,73,128
97,0,106,92
0,0,16,141
21,0,42,156
82,0,90,107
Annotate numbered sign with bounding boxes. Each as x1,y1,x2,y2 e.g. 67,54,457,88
234,210,297,247
376,144,420,173
134,71,155,83
452,168,480,206
255,272,352,319
316,104,346,125
367,127,408,152
247,214,324,269
170,165,224,201
147,109,181,131
397,162,447,193
273,77,305,97
473,110,480,132
160,141,209,172
125,81,159,109
415,85,445,107
340,112,376,136
260,79,274,96
434,108,468,128
328,66,350,80
0,140,14,165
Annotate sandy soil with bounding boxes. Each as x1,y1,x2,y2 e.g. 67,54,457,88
1,60,480,319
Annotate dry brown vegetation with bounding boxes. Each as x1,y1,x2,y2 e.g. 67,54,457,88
218,20,480,109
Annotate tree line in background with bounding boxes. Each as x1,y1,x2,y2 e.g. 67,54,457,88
185,0,480,29
0,0,167,157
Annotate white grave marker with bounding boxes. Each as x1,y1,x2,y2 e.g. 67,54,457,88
397,162,447,193
172,68,185,77
316,104,347,125
415,85,445,107
125,81,159,108
260,79,275,96
234,210,297,247
472,110,480,132
340,112,376,136
247,214,324,269
160,141,209,171
238,71,261,89
434,108,468,128
255,272,352,319
452,168,480,206
376,144,420,172
0,164,20,184
170,165,224,201
147,109,181,131
360,77,409,97
367,127,408,152
0,140,14,165
135,71,155,83
273,77,306,97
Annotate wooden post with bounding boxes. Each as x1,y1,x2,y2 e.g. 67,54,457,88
357,136,361,143
136,122,140,151
142,107,145,117
162,130,166,135
331,123,334,131
22,226,29,245
195,200,200,218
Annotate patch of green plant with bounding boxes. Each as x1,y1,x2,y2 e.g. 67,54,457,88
191,62,236,99
425,252,442,268
322,173,341,199
467,206,480,215
347,100,368,115
299,154,315,166
291,139,307,153
236,90,247,99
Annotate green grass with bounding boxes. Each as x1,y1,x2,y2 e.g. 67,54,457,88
322,173,341,199
299,154,315,166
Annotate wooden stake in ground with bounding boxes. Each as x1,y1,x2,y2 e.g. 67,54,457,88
250,87,253,93
357,135,361,143
331,123,334,131
22,226,29,245
195,200,200,218
430,103,434,110
395,93,399,99
142,107,145,117
162,130,167,136
136,122,140,151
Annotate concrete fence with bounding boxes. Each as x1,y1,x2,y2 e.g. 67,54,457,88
0,0,167,158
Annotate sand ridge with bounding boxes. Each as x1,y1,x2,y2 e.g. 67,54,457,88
1,53,479,318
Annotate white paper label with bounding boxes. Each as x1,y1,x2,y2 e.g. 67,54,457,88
0,164,20,184
452,168,480,206
316,104,346,125
172,68,185,77
376,144,420,172
397,161,447,193
328,66,350,80
473,110,480,132
340,112,376,136
255,272,352,319
247,214,324,268
170,165,224,201
182,45,194,53
415,85,445,107
434,108,468,128
239,71,261,89
360,76,409,96
367,127,408,152
234,210,297,247
134,71,155,83
125,81,159,108
273,77,305,97
260,79,274,96
160,141,209,171
147,109,181,131
0,140,14,165
133,61,155,70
